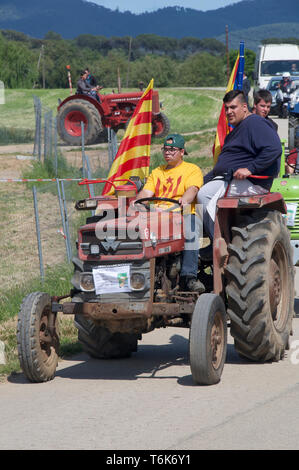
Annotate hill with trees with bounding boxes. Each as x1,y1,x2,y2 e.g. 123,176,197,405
2,27,299,90
0,0,299,40
0,29,257,89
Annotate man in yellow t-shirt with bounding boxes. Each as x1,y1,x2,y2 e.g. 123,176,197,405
136,133,204,293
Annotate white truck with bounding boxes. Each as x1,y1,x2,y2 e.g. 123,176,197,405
254,43,299,89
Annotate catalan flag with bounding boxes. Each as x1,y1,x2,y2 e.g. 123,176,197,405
213,41,245,164
102,79,154,195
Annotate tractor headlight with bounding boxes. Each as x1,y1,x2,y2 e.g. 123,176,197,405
130,273,146,290
80,273,95,291
90,244,100,255
75,199,98,210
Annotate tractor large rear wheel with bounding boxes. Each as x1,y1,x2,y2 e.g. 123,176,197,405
225,210,294,362
288,116,299,149
57,99,103,146
74,315,138,359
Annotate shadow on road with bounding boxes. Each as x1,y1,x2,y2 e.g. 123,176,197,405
9,300,299,386
7,332,262,387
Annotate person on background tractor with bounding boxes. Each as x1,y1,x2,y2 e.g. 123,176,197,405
84,67,98,87
278,72,294,93
252,89,278,131
276,72,295,118
76,70,101,102
197,90,282,259
135,133,205,293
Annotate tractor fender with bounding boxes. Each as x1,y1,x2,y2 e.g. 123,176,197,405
57,94,109,116
216,191,287,214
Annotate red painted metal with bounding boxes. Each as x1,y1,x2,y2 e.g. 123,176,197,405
58,90,161,134
64,110,87,136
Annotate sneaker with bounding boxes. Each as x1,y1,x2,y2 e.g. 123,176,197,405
186,277,205,293
180,276,205,293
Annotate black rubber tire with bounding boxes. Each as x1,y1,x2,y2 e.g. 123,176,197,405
17,292,60,382
74,314,138,359
225,210,294,362
288,116,299,149
57,99,103,146
152,112,170,139
189,294,227,385
282,105,288,119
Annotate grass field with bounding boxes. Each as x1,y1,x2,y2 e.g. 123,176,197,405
0,87,224,140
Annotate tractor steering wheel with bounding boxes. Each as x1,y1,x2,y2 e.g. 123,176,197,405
134,197,182,212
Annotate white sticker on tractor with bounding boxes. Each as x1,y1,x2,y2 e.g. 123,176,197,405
93,264,131,295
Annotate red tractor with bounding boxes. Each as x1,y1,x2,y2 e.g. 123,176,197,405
57,90,170,146
17,178,294,385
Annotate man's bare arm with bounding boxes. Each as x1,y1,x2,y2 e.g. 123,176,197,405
179,185,199,206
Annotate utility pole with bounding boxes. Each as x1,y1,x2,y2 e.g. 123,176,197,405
42,44,46,89
126,36,132,88
225,25,230,83
33,46,42,89
117,67,121,93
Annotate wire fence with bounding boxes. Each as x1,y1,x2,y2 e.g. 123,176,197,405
0,179,90,300
33,95,118,175
0,95,119,298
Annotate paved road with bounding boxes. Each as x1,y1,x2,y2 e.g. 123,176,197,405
1,305,298,451
1,117,299,451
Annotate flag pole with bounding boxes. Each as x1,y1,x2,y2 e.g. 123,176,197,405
236,41,245,90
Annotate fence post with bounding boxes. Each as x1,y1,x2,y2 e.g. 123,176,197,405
44,111,49,162
60,180,73,260
81,121,86,178
48,110,53,160
38,99,42,162
32,186,45,283
108,127,118,168
54,116,58,176
56,178,71,263
33,96,42,161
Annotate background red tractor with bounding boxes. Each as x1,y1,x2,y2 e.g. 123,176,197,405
57,90,170,146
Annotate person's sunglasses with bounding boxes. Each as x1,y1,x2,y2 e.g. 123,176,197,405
161,146,181,153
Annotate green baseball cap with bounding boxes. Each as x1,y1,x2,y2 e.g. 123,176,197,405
164,133,188,155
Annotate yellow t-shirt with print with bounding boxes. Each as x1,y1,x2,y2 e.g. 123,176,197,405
143,161,203,213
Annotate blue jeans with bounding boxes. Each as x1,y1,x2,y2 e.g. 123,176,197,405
180,213,201,278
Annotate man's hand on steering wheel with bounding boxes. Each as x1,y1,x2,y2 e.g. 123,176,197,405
132,197,182,212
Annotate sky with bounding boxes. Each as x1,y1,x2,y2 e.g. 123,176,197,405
87,0,243,14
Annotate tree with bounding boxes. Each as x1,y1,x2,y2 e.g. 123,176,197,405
229,49,256,83
178,52,226,86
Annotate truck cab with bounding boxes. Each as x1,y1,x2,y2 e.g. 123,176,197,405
254,43,299,90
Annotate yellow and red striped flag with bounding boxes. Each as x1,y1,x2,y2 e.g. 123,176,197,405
102,79,154,195
213,52,243,164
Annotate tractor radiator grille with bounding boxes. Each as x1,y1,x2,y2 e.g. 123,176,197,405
81,230,143,255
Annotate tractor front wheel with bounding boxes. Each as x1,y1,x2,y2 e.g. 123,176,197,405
189,294,227,385
17,292,60,382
